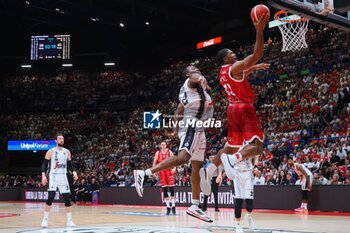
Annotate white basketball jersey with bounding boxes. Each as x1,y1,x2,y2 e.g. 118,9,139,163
178,78,213,121
49,147,68,174
294,163,312,177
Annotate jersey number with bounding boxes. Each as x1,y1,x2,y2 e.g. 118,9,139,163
223,83,235,96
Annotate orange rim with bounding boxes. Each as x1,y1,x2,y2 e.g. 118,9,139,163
274,10,308,23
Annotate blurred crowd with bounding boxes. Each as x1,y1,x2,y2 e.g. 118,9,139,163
1,27,350,192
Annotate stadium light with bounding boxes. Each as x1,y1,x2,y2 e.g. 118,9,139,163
21,64,32,68
119,23,125,27
104,62,115,66
90,17,99,22
62,63,73,67
145,21,150,25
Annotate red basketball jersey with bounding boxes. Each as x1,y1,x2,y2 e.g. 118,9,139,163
219,64,255,104
157,149,171,164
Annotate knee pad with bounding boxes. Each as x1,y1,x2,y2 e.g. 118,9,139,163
45,191,56,206
246,199,253,213
62,193,71,207
162,187,169,198
302,190,308,201
169,186,175,197
235,199,244,219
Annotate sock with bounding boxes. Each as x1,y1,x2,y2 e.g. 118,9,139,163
192,199,200,206
235,220,241,227
207,163,217,177
301,203,305,208
171,199,176,207
304,203,308,209
66,212,72,221
165,200,170,208
145,169,153,176
43,211,49,219
246,212,252,218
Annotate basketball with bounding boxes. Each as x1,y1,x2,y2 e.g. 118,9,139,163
250,4,270,23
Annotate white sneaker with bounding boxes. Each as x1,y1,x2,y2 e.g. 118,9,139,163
199,168,212,196
41,218,48,228
133,170,145,197
186,204,213,223
220,153,238,180
235,224,244,233
66,220,76,227
245,214,255,230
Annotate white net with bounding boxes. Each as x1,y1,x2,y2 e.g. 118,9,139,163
277,18,309,52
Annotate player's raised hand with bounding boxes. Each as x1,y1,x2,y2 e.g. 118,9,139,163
200,77,211,91
41,175,48,186
254,63,270,71
254,13,270,31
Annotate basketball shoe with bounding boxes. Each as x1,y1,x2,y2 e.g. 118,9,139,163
220,153,242,180
41,218,48,228
186,204,213,223
66,220,76,227
199,168,212,196
245,214,255,230
133,170,145,197
235,224,244,233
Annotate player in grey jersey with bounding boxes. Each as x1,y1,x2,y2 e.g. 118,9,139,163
231,155,259,233
134,66,214,222
40,134,78,228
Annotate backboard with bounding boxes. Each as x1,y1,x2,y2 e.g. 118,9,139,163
268,0,350,31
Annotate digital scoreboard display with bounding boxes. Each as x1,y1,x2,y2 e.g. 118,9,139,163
30,35,70,60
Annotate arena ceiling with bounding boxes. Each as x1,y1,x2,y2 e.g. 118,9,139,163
0,0,270,71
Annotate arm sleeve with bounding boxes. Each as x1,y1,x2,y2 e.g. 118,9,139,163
67,160,76,172
41,159,50,173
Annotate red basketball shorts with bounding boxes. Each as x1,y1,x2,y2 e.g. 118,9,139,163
226,103,264,148
159,170,175,187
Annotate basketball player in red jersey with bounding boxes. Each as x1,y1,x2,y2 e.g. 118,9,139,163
152,141,176,215
200,13,269,232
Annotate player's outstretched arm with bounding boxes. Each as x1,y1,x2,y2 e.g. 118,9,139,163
244,63,270,77
231,14,269,77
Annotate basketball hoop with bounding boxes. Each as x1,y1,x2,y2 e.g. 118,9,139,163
274,10,309,52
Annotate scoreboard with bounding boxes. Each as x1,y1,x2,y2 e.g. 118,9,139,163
30,35,70,60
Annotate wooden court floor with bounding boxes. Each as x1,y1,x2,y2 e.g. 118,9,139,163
0,202,349,233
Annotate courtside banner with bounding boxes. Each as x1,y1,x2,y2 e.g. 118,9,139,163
197,36,222,49
7,140,55,151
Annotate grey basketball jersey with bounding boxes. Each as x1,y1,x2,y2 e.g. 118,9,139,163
49,147,68,174
178,78,213,121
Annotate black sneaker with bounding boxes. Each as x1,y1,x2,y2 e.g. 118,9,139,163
166,207,171,215
172,206,176,215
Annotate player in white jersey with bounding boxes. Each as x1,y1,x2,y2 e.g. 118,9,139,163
231,155,259,232
288,159,313,212
40,134,78,227
134,66,214,222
